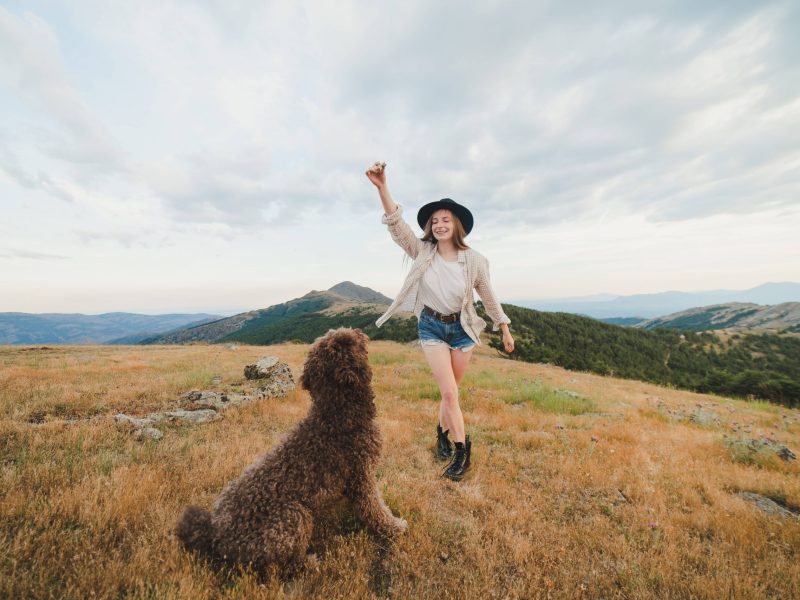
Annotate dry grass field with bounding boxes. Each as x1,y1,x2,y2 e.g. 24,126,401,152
1,340,799,599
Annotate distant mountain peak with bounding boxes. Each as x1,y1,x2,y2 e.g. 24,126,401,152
327,282,392,305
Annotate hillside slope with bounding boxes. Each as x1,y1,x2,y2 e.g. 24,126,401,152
483,304,800,406
139,291,800,405
639,302,800,332
143,282,415,345
2,343,798,598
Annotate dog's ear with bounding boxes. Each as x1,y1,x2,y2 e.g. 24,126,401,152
300,341,325,392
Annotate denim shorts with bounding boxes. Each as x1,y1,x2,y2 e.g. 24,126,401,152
418,310,476,352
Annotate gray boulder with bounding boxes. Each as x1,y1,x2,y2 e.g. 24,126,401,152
153,409,221,424
114,407,221,438
114,413,155,428
244,356,280,379
726,436,797,462
244,356,295,398
133,427,164,441
736,492,798,519
180,390,253,411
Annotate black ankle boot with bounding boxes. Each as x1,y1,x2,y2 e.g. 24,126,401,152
444,436,471,481
436,424,453,461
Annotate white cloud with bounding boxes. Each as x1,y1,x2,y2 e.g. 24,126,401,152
0,0,798,312
0,7,122,171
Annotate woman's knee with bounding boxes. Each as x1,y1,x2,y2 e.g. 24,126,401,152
440,388,459,407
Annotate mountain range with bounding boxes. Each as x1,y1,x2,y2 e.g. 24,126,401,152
3,282,798,403
515,282,800,319
141,281,411,345
3,281,799,346
141,284,800,346
638,302,800,332
0,312,220,345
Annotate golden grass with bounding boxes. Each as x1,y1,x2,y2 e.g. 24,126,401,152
1,341,799,599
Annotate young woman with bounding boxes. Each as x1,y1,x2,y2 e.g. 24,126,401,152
365,161,514,481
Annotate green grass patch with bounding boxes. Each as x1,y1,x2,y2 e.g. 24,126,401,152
177,370,217,389
368,352,407,366
395,377,441,401
462,369,509,390
743,398,783,414
502,381,596,415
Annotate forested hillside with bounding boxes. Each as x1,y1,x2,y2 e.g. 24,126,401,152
142,283,398,345
484,304,800,407
638,301,800,332
224,306,418,345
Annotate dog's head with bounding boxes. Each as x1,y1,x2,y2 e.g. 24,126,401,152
300,328,372,397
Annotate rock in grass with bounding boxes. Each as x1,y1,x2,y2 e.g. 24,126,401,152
736,492,798,519
244,356,280,379
726,436,797,463
154,409,221,424
690,409,719,427
133,427,163,441
115,408,221,436
180,390,252,411
114,413,155,428
243,357,295,398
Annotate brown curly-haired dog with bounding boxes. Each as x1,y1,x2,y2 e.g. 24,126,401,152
175,328,407,571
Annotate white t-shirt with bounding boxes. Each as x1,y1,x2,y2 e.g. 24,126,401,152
418,252,467,315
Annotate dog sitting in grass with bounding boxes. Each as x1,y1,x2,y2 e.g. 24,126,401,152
176,328,407,572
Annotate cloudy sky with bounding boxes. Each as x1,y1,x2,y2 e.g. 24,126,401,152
1,0,798,314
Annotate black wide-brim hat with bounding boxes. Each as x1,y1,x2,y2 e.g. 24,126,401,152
417,198,474,235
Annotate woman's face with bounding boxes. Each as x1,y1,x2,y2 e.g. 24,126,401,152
430,209,455,242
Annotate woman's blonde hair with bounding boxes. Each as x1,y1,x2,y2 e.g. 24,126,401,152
420,210,470,250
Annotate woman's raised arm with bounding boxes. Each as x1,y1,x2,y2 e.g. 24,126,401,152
365,161,424,259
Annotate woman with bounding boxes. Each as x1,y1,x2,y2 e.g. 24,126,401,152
365,161,514,481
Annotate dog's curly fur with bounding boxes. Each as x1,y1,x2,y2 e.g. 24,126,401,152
175,328,407,571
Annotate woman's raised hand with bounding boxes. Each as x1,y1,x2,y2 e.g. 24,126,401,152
367,161,398,215
365,161,387,188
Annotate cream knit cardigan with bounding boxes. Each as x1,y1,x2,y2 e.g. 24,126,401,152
375,205,511,345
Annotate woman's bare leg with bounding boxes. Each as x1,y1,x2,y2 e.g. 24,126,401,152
423,345,472,444
451,347,473,385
